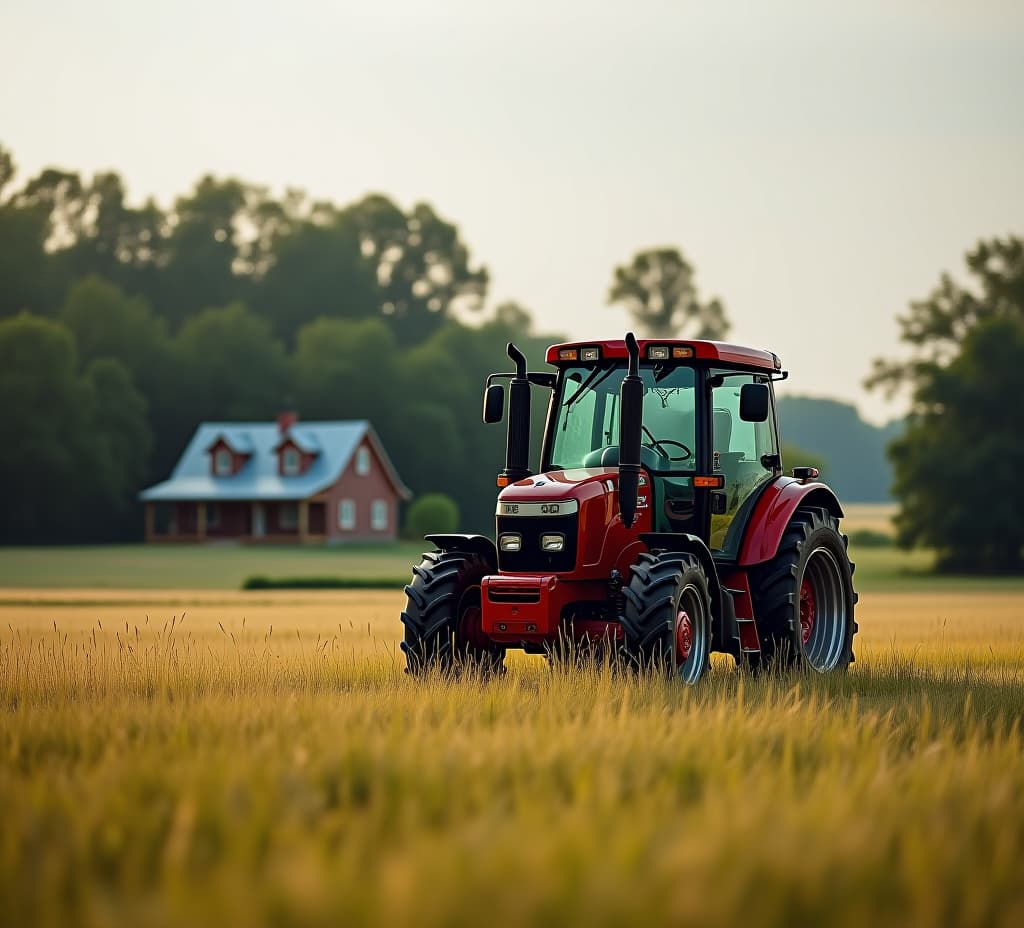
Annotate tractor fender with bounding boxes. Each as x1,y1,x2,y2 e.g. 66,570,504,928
737,477,844,566
638,532,728,646
424,534,498,569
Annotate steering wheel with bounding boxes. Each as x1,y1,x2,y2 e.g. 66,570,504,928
642,426,693,463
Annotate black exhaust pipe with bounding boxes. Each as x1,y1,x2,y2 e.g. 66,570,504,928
619,332,643,528
502,342,532,484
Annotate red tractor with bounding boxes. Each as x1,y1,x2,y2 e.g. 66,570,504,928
401,333,857,682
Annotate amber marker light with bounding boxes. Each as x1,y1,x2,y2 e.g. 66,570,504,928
558,348,579,361
496,476,510,487
693,475,726,488
672,346,694,358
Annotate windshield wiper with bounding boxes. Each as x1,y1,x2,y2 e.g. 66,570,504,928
563,366,615,412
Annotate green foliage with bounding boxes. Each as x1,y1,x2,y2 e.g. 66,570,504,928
0,314,151,542
176,302,290,420
608,246,729,338
404,493,461,539
871,238,1024,573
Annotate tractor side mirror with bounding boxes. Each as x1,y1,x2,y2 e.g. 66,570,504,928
739,382,770,422
483,383,505,424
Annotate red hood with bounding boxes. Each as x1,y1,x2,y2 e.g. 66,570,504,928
498,468,617,505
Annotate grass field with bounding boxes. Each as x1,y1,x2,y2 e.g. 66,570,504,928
2,505,1023,926
2,581,1024,927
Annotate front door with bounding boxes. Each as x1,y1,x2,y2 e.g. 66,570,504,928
252,502,266,538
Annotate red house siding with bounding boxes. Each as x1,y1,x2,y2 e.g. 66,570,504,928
317,439,400,542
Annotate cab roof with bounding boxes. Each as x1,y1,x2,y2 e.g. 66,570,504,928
545,339,781,372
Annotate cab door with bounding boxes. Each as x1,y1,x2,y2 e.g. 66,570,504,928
708,372,779,558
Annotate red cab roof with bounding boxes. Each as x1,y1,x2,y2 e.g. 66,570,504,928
545,339,781,372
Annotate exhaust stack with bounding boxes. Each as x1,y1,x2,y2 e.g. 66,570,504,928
501,342,532,485
618,332,643,528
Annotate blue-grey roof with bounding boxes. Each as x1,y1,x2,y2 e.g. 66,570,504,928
139,420,411,502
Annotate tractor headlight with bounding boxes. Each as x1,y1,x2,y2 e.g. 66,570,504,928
499,533,522,552
540,533,565,552
647,345,670,360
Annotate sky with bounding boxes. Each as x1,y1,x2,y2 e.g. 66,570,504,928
2,0,1022,423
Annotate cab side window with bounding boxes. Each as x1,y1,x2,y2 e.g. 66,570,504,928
710,373,778,555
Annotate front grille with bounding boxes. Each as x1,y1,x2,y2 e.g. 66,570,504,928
496,514,578,573
487,586,542,604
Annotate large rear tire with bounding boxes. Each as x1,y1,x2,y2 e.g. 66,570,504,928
400,551,505,676
620,552,712,684
750,506,858,672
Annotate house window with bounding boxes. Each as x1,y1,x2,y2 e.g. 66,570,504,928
279,502,299,531
356,446,370,476
282,447,300,476
207,502,221,529
214,448,233,476
371,499,388,531
339,499,356,531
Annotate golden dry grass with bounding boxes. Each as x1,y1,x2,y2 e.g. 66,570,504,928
2,586,1023,927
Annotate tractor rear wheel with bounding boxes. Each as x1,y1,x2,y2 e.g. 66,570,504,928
401,551,505,676
751,506,858,672
621,552,712,684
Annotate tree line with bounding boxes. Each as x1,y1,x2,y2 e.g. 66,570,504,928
3,142,1019,571
0,143,728,544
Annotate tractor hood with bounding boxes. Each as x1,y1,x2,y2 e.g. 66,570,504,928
497,468,618,508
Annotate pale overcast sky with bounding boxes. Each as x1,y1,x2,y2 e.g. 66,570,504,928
2,0,1022,423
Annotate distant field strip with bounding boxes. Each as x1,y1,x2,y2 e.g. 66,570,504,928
2,588,1023,927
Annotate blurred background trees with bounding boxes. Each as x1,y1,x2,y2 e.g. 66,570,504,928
868,237,1024,573
6,140,1001,569
0,142,559,540
608,247,730,339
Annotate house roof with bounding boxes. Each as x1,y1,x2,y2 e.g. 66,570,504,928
139,420,411,502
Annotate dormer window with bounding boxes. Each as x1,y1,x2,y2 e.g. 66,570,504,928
282,447,300,476
214,448,233,476
356,446,370,476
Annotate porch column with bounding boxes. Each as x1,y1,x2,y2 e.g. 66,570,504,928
299,500,309,543
144,503,155,542
197,502,207,541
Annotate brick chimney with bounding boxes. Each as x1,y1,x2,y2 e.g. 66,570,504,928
277,411,298,434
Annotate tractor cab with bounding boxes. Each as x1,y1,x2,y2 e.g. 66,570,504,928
541,339,781,557
401,333,858,683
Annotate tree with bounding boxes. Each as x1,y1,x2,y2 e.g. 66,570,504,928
404,493,460,538
0,314,151,543
176,302,290,420
253,216,379,343
608,247,729,338
343,195,488,344
868,237,1024,573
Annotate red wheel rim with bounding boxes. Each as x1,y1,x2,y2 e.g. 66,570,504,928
458,606,490,651
799,577,815,646
676,609,693,662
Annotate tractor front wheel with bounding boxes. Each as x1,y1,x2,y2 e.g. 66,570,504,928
751,506,858,672
401,551,505,676
621,552,712,684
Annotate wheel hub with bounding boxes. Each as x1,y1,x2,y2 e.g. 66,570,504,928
676,609,693,662
799,577,816,646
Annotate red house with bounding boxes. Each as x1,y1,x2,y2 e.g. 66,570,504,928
139,416,412,544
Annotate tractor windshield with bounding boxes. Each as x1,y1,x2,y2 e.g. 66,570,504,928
548,364,697,474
